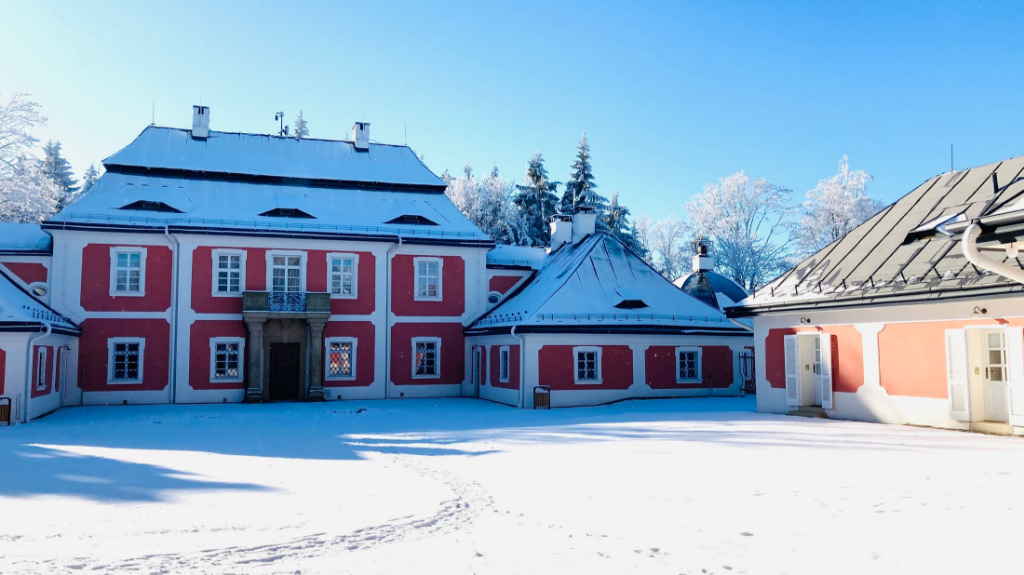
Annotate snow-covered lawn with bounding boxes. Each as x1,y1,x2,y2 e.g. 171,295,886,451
2,397,1022,574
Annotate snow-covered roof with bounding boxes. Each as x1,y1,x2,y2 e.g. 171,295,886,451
48,171,491,244
104,127,446,189
0,270,78,333
0,223,52,253
468,233,751,335
487,245,548,270
675,271,752,327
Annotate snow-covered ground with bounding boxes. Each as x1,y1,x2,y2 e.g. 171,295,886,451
2,397,1022,574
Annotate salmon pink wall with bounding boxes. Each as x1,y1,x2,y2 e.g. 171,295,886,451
489,275,523,295
390,322,464,385
538,345,633,390
79,318,169,392
645,345,734,389
188,320,247,390
30,345,54,398
323,321,376,387
391,255,465,317
80,244,172,312
489,344,520,390
2,262,47,285
763,326,865,394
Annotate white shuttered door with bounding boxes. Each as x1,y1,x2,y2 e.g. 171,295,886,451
784,335,799,407
819,333,833,410
944,329,970,422
1005,327,1024,427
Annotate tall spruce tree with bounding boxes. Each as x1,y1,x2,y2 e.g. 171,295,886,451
602,192,646,256
293,110,309,139
561,131,607,226
41,140,77,210
78,163,100,197
514,150,560,247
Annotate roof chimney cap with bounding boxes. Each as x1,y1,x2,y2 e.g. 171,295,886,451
352,121,370,151
192,105,210,139
691,237,714,272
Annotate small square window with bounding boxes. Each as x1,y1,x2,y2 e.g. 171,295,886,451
212,250,245,296
108,338,145,384
413,338,441,378
676,347,702,383
414,258,443,301
329,254,359,299
574,347,602,384
326,338,357,380
210,338,244,382
110,247,147,296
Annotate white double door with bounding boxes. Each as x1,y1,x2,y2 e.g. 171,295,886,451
784,332,833,410
945,326,1024,425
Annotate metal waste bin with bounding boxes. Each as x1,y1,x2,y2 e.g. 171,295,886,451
533,386,551,409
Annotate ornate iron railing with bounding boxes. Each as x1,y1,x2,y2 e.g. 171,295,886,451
269,292,306,312
243,291,330,314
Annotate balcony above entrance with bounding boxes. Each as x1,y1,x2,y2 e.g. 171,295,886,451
242,291,330,316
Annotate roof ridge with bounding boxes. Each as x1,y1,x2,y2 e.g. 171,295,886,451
139,125,416,149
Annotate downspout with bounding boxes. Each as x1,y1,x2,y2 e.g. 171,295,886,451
23,321,53,423
383,235,403,400
164,225,181,404
962,223,1024,285
512,325,528,408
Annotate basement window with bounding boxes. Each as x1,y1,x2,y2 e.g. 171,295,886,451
118,200,183,213
259,208,316,219
386,215,438,225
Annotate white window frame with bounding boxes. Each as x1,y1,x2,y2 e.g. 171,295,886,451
211,249,246,297
209,337,245,383
325,337,358,381
35,347,47,391
265,250,307,293
499,345,510,383
414,257,443,301
109,247,147,297
412,337,442,379
573,346,602,385
327,253,359,299
107,337,145,385
676,346,702,383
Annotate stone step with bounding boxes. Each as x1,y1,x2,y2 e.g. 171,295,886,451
788,407,827,419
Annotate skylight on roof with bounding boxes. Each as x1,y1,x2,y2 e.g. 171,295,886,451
259,208,315,219
117,200,183,213
386,215,438,225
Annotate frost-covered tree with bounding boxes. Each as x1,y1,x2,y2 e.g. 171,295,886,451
41,140,77,209
685,171,794,291
632,212,656,265
561,132,607,224
293,110,309,139
80,163,100,195
514,150,560,247
602,192,645,256
648,215,689,280
0,92,46,177
440,168,452,184
796,156,883,257
446,164,529,245
0,159,62,223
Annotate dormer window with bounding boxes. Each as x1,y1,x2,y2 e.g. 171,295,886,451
386,215,438,226
118,200,183,213
614,299,649,309
259,208,315,219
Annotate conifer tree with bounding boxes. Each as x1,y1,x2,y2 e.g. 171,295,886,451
293,110,309,139
41,140,77,210
80,163,100,195
514,150,560,246
602,192,645,256
561,132,607,226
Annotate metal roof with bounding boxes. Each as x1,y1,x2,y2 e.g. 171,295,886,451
0,269,78,334
0,223,51,253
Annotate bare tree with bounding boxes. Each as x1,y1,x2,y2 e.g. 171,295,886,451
0,92,46,176
649,215,690,280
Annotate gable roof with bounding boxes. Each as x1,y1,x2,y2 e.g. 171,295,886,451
468,233,750,336
0,270,78,334
729,154,1024,317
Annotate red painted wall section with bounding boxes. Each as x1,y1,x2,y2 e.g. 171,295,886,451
30,345,54,397
538,345,633,390
489,275,523,295
391,255,465,317
322,252,376,315
322,321,376,388
390,322,464,385
79,318,170,392
80,244,173,312
489,344,520,390
764,327,863,393
764,327,823,389
645,346,734,389
191,247,247,314
2,262,47,285
0,347,5,395
188,320,247,390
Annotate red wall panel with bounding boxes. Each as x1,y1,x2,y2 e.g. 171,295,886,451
322,251,376,315
80,244,173,312
188,320,247,390
191,247,246,314
764,327,820,389
30,345,54,398
538,345,633,390
391,255,465,317
322,321,376,387
0,347,5,395
79,318,170,392
2,262,47,285
489,344,520,390
489,275,523,295
765,327,863,393
390,322,464,385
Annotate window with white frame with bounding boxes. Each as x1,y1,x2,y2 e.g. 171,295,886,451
677,347,702,383
212,250,245,296
499,346,510,383
328,254,358,298
414,257,442,301
326,338,357,380
110,247,146,296
108,338,144,384
574,346,602,384
36,347,47,390
413,337,441,377
268,252,305,292
210,338,244,382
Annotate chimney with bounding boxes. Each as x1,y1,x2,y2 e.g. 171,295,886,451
692,238,714,272
352,121,370,151
549,214,573,252
571,206,597,244
192,105,210,139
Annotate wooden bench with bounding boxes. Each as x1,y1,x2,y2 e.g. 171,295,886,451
0,397,10,426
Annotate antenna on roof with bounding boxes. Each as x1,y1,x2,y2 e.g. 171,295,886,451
404,122,407,146
274,111,288,137
150,101,155,126
950,143,954,172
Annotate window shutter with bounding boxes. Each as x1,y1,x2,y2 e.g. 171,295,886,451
1005,327,1024,427
944,329,970,422
819,333,833,410
784,335,799,407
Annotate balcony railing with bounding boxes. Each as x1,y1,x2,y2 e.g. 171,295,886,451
242,291,330,314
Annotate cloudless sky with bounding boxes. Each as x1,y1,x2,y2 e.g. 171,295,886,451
2,0,1023,217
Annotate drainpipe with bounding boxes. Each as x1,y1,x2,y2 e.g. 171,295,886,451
729,317,754,332
962,223,1024,285
164,225,181,404
383,235,403,400
512,325,527,408
23,321,53,423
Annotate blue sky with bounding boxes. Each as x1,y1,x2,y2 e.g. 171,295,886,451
2,0,1022,217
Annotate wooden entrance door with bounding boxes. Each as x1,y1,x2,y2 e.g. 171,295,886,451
269,343,301,401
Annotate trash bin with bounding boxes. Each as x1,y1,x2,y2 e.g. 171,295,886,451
0,397,11,426
533,386,551,409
